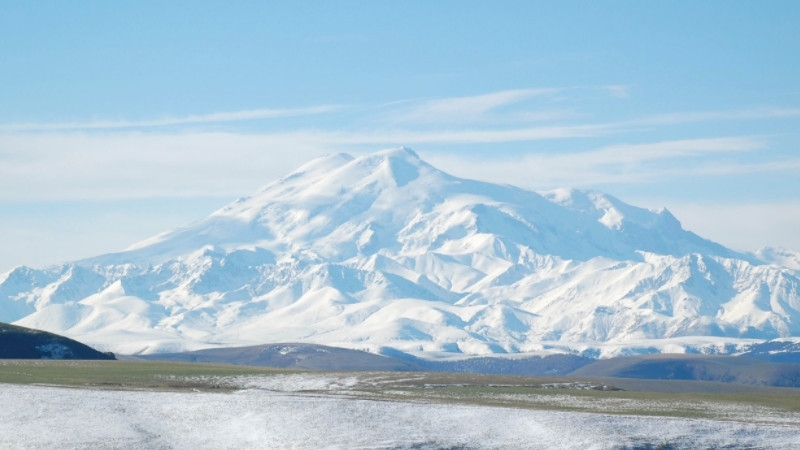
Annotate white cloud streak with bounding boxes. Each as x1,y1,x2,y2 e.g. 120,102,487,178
1,88,798,203
382,89,563,125
576,136,765,161
0,132,340,200
1,131,784,202
627,107,800,127
603,85,630,99
0,120,622,200
0,105,342,132
325,123,615,144
424,136,775,189
0,124,612,201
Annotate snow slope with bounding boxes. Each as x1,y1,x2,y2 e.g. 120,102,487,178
2,148,799,356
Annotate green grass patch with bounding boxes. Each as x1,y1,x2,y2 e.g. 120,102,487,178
347,373,800,421
0,359,295,392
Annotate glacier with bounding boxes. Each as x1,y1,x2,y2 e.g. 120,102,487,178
2,147,800,357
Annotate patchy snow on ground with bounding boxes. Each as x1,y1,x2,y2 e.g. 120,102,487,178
2,383,800,449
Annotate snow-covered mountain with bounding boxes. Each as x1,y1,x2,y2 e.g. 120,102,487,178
2,148,800,357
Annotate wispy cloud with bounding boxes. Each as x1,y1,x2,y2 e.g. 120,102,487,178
627,107,800,127
0,105,342,132
0,127,784,202
326,123,615,145
370,89,800,132
572,136,765,163
0,131,339,200
603,85,630,99
383,88,563,125
7,89,794,137
1,88,798,204
0,123,619,201
425,136,774,188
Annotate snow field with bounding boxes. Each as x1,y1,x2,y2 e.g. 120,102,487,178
2,381,800,449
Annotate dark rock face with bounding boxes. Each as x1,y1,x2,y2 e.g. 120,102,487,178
0,322,115,360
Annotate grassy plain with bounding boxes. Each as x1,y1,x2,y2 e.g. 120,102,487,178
0,359,291,391
2,359,799,423
349,372,800,422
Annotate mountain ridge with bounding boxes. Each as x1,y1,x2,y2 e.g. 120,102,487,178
2,147,799,357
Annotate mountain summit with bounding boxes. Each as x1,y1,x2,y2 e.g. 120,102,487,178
2,148,799,357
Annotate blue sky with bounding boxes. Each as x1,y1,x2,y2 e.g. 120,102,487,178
1,1,799,271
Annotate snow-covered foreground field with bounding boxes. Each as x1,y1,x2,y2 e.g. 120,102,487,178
2,378,800,449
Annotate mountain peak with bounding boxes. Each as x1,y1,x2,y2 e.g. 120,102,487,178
5,147,795,357
373,146,421,160
272,152,355,186
352,147,430,188
97,148,742,266
265,147,429,193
